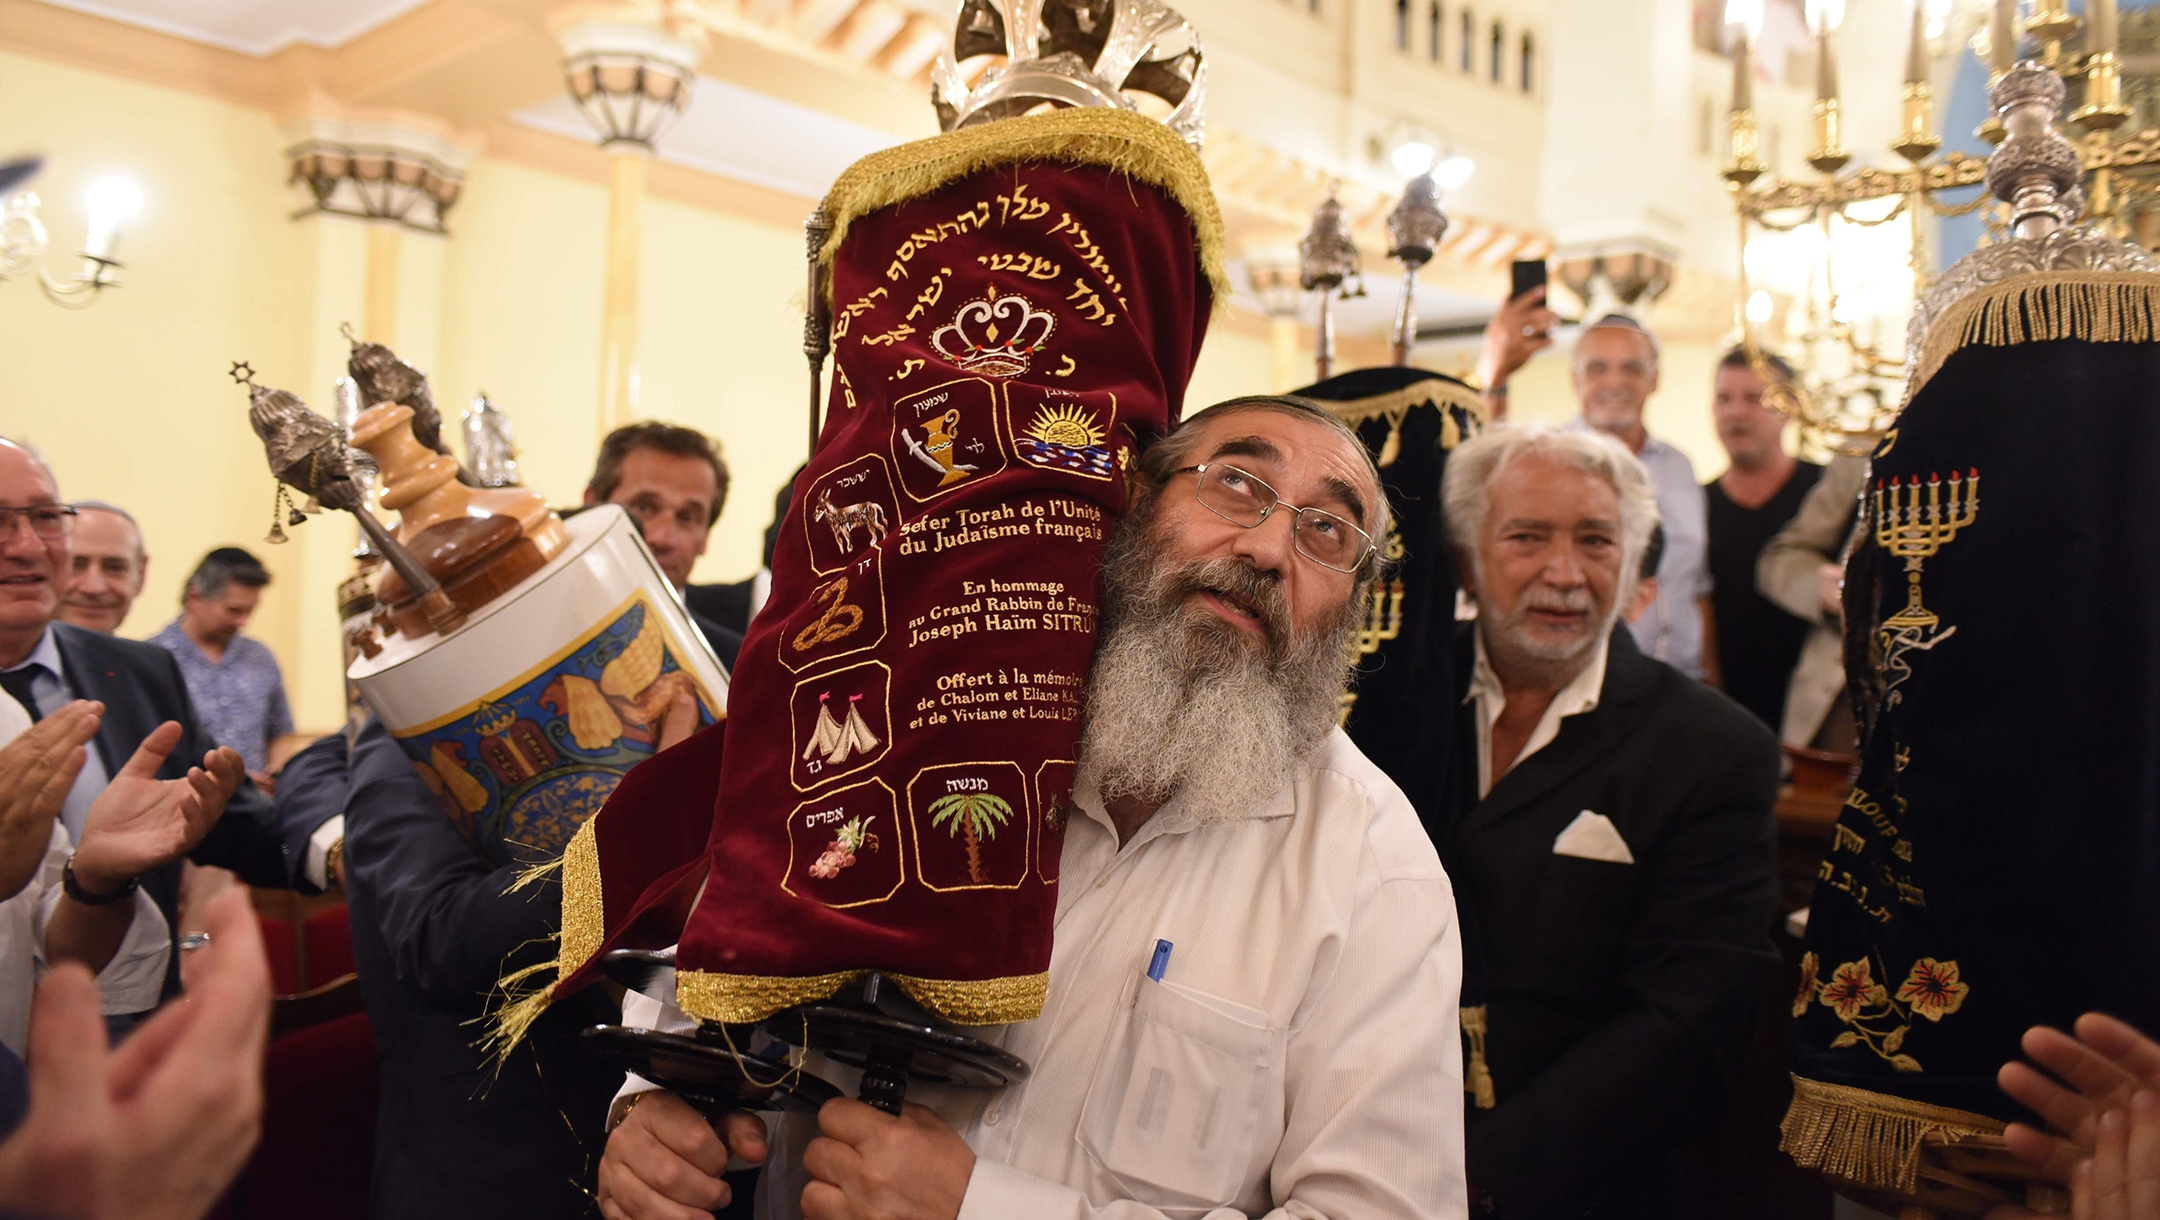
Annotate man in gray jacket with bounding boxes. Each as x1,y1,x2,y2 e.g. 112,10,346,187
1755,455,1866,751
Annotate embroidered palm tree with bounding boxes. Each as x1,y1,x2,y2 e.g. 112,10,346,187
928,793,1014,884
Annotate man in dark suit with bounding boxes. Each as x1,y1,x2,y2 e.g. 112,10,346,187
1,440,306,1005
582,423,743,667
685,469,799,639
280,721,625,1220
1433,423,1780,1218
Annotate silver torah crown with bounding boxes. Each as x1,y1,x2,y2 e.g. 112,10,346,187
931,0,1207,148
462,393,522,489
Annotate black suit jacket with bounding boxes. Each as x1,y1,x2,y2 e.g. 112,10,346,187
691,608,742,670
1439,627,1781,1219
686,579,755,639
322,720,621,1220
48,623,303,996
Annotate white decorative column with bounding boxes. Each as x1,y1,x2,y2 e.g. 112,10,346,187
278,105,477,730
551,15,702,440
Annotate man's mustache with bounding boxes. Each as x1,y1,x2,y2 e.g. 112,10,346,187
1162,556,1291,643
1519,587,1594,616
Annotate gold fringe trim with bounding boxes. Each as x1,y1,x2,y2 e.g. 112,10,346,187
1460,1004,1497,1110
887,970,1047,1026
1779,1075,2005,1195
815,108,1228,306
676,967,1049,1026
557,817,606,978
1305,379,1487,468
677,969,871,1024
1913,272,2160,402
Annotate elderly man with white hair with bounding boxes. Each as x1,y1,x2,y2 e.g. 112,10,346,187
1429,423,1779,1220
595,395,1469,1220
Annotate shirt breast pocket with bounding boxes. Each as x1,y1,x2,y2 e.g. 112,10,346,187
1077,975,1280,1214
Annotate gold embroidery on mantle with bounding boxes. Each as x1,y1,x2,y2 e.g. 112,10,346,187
1794,953,1971,1072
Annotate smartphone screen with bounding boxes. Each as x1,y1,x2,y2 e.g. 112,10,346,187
1510,258,1548,302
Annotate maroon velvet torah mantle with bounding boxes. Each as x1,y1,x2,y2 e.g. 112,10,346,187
547,109,1224,1027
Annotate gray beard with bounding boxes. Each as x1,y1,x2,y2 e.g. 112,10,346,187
1076,514,1362,825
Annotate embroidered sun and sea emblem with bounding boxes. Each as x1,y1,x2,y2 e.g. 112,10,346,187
1016,402,1116,478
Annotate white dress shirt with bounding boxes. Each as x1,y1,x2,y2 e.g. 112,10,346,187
621,727,1468,1219
1464,629,1610,798
0,689,171,1053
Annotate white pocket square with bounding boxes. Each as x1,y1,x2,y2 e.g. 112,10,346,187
1553,810,1634,864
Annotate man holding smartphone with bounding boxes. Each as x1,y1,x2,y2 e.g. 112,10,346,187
1475,277,1713,681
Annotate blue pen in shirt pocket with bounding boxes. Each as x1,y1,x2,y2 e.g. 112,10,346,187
1147,938,1173,982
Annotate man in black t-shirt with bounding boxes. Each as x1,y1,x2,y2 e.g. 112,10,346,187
1703,347,1821,729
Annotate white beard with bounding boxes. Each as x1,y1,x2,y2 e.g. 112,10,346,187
1076,515,1360,825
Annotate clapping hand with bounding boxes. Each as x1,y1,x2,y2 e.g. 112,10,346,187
1988,1014,2160,1220
69,722,242,897
0,886,271,1220
0,701,100,900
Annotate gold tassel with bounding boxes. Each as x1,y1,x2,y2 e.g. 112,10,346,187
482,820,605,1061
1778,1075,2003,1194
1912,272,2160,403
1461,1004,1497,1110
477,958,559,1074
506,853,566,896
1375,415,1403,468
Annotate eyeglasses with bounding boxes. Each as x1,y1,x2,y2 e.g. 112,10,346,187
1175,463,1375,574
0,505,77,540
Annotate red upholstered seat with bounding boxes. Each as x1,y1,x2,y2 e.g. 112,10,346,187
217,1009,378,1220
301,905,355,990
255,914,297,998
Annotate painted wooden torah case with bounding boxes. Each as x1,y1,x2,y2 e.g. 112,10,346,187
351,504,728,870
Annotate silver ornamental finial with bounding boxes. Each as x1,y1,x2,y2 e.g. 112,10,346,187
931,0,1208,148
1385,174,1449,366
1299,193,1360,292
1901,60,2157,401
1299,191,1362,381
1386,174,1448,267
343,324,453,458
236,364,456,627
238,372,371,515
1986,62,2084,237
462,393,521,488
333,376,363,438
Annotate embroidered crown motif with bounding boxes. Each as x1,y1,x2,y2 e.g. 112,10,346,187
930,287,1058,377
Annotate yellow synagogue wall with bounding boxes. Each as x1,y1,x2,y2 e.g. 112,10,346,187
0,48,1292,732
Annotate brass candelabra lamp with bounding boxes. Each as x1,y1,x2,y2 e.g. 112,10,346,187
1723,0,2160,455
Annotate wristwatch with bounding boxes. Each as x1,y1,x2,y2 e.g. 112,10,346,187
61,854,137,906
324,837,347,892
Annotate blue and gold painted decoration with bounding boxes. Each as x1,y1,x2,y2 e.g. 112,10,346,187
392,592,719,868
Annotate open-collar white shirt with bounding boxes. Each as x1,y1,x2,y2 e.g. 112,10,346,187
1464,629,1611,799
623,727,1469,1219
0,685,170,1052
